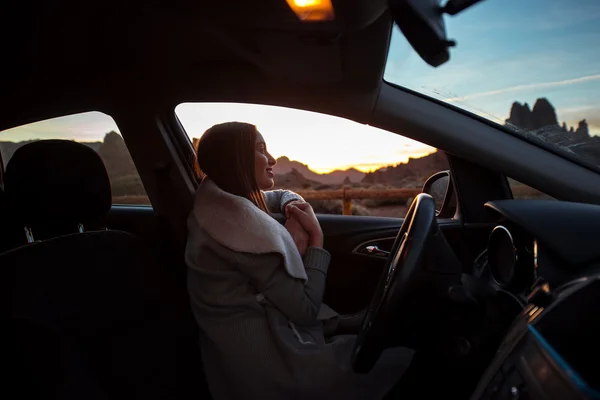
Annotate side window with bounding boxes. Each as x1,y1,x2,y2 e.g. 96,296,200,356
508,178,554,200
0,112,150,205
175,103,449,217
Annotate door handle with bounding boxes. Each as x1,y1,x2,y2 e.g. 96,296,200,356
363,245,390,258
352,237,396,259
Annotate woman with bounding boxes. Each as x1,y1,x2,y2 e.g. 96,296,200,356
185,122,412,400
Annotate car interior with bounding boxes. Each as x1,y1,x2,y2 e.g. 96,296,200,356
2,0,600,399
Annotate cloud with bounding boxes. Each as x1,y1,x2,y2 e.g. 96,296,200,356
445,74,600,103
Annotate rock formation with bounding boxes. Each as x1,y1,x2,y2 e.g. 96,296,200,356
505,98,599,166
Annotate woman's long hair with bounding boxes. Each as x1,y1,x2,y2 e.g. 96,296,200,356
195,122,269,213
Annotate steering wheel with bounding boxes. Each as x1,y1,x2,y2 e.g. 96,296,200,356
352,193,458,373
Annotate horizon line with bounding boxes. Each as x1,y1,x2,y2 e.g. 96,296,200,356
277,150,438,174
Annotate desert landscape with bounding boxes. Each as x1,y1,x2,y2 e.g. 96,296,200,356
270,150,449,216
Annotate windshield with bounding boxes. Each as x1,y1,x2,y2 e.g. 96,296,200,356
385,0,600,170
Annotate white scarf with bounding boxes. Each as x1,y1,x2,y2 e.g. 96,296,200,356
190,179,308,282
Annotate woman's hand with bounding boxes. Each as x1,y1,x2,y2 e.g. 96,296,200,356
285,200,309,255
284,200,305,218
285,216,309,256
286,202,324,248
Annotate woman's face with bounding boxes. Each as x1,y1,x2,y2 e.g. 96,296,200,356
254,131,277,190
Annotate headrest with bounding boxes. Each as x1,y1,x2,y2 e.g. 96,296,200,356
4,140,112,226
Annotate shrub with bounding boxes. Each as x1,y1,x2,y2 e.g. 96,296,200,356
362,197,409,208
314,184,339,191
112,195,151,205
110,173,146,196
358,184,415,208
308,199,370,216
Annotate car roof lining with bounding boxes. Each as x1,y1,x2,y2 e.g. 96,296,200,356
0,0,391,132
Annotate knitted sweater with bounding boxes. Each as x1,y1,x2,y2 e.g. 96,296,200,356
185,180,413,400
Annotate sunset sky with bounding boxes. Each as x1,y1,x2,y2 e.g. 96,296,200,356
1,0,598,173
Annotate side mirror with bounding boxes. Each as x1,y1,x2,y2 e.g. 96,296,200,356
422,170,456,217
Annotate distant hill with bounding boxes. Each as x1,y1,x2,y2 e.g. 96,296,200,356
273,156,365,184
361,151,449,186
272,151,449,188
274,168,322,189
505,98,600,166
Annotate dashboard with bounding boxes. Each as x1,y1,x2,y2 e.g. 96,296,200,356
470,199,600,399
475,223,537,297
475,199,600,297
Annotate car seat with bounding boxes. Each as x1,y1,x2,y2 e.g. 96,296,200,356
0,140,211,399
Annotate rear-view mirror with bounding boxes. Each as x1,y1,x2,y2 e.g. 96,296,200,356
388,0,487,67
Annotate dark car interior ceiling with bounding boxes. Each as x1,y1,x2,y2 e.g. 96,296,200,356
0,0,392,131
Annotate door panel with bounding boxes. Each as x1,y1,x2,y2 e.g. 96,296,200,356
105,205,170,261
312,215,493,314
106,205,160,245
319,216,403,313
106,205,188,283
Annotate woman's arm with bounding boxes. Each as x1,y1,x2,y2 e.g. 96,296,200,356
234,247,330,325
262,189,304,214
